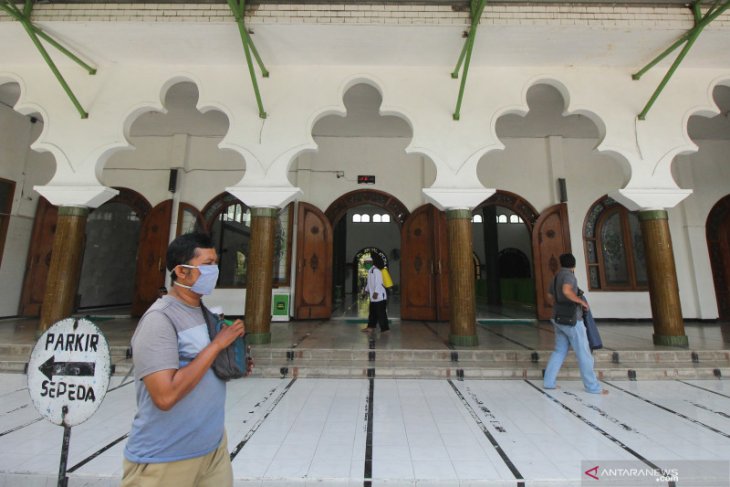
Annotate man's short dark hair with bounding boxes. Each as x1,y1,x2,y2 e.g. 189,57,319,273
167,232,214,281
371,253,385,270
559,253,576,268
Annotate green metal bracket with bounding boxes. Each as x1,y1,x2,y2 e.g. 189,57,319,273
0,0,96,119
633,0,730,120
452,0,487,121
227,0,268,119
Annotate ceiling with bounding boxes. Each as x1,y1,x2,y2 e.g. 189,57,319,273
1,2,729,68
1,1,729,139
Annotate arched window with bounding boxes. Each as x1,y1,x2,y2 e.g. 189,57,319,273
373,214,382,223
497,215,508,224
472,214,483,223
584,196,648,291
353,214,362,223
381,214,391,223
509,214,521,223
361,214,371,223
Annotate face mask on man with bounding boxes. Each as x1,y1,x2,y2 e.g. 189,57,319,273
174,264,219,295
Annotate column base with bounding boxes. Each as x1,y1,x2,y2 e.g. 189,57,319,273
246,332,272,345
652,333,689,347
449,334,479,347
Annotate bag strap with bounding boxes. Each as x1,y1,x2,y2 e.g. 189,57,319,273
199,301,217,341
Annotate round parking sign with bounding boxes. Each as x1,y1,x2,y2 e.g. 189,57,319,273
27,318,112,426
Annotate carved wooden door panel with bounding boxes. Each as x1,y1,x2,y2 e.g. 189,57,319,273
19,197,57,317
401,204,449,321
132,200,172,317
294,202,333,319
532,203,572,320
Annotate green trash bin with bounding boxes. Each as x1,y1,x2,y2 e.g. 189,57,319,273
271,292,290,322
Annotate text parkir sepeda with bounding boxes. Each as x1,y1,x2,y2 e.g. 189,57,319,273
40,381,97,402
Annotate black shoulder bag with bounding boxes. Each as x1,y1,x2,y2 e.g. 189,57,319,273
200,303,247,381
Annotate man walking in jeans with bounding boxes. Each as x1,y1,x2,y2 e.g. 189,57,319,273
544,253,607,395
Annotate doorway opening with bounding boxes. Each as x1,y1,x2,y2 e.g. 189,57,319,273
326,190,409,321
78,188,151,312
473,192,538,322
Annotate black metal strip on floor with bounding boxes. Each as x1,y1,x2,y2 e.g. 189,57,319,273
420,321,453,349
67,433,128,473
0,375,134,439
229,378,298,460
363,375,375,487
688,400,730,420
0,417,43,438
677,379,730,399
107,378,135,393
477,323,534,350
0,386,28,399
448,380,525,487
604,381,730,439
524,380,677,487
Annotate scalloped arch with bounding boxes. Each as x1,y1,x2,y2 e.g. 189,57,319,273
295,76,430,179
482,76,629,187
670,77,730,188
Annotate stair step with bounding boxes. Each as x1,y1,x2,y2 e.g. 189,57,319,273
249,364,729,380
250,348,730,364
2,346,727,380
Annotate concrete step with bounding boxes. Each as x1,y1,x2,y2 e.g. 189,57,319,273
2,346,727,380
249,363,729,380
249,348,730,365
246,348,730,380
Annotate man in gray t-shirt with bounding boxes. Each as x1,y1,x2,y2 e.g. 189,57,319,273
543,253,606,395
122,233,245,487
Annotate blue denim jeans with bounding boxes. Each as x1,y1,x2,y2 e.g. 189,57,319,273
543,319,602,394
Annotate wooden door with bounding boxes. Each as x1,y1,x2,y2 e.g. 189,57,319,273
132,200,172,317
532,203,572,320
401,204,449,320
434,209,450,320
707,196,730,321
19,198,57,316
716,217,730,320
294,202,332,319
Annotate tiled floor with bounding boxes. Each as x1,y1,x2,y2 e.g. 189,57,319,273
1,299,729,486
1,374,729,486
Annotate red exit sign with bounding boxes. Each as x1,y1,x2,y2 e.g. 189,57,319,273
357,175,375,184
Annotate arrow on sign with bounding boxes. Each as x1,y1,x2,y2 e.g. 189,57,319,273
39,356,96,380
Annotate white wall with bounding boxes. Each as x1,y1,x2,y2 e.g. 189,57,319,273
673,139,730,319
0,106,54,317
103,134,246,210
293,136,435,213
472,219,532,272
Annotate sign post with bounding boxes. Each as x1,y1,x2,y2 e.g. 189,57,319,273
27,318,112,487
